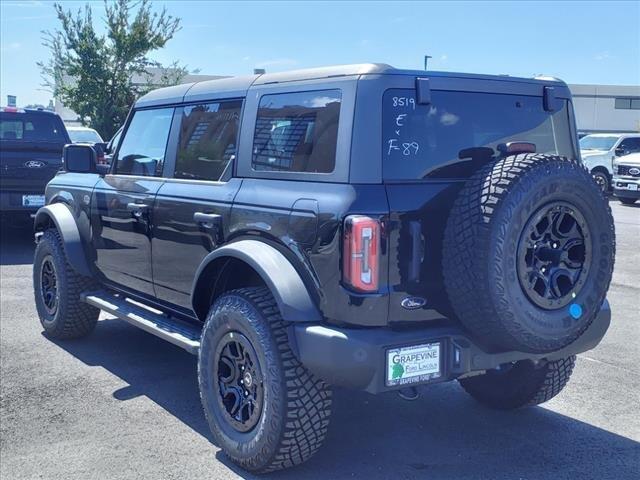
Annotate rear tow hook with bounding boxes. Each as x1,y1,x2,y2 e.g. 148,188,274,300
397,386,420,401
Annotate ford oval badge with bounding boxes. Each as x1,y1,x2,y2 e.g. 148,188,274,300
25,160,45,169
401,296,427,310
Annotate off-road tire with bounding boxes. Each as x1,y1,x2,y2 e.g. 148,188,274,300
198,287,332,473
618,197,637,205
33,229,99,338
443,154,615,353
459,356,576,409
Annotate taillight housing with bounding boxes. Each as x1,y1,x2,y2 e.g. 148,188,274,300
343,215,380,292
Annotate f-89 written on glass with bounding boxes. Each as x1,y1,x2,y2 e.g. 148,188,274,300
387,139,419,156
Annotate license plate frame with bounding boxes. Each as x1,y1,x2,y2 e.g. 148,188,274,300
386,342,441,387
627,184,638,191
22,195,45,207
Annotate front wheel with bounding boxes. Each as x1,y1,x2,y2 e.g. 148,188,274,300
591,170,610,192
198,287,332,473
33,229,99,339
459,356,576,409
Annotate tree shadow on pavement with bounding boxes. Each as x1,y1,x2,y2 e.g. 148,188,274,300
52,317,640,480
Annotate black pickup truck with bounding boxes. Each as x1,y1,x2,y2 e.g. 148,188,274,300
1,107,70,217
32,64,615,473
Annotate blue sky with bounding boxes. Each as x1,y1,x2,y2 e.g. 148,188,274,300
1,0,639,106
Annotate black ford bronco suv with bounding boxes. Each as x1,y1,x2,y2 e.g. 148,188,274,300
32,64,615,473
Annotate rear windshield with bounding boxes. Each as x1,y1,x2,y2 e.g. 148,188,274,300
0,112,67,143
383,89,574,180
68,129,103,143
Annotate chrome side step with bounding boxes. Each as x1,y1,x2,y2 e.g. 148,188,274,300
82,291,201,355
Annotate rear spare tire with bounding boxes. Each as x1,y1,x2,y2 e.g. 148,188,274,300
443,154,615,353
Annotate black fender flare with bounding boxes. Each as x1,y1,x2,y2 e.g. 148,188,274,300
191,239,322,323
33,203,92,277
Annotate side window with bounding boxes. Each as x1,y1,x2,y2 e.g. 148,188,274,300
252,89,341,173
115,108,174,176
174,100,242,181
619,137,640,155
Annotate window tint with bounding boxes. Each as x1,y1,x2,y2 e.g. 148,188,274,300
115,108,174,176
382,90,574,180
252,90,341,173
619,137,640,154
174,100,241,181
0,113,66,142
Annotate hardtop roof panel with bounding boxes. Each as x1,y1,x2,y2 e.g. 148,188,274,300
183,74,260,103
134,63,569,108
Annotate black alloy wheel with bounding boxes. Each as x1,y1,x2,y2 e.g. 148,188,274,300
517,202,591,310
215,331,264,433
40,255,59,315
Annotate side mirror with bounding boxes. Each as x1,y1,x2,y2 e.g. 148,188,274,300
63,143,97,173
96,163,110,176
614,147,626,157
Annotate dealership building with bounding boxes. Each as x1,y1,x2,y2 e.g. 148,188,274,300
569,84,640,134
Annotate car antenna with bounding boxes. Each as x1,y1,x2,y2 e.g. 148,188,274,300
424,55,432,71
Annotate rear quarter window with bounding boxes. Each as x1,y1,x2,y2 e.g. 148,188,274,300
0,113,66,142
382,89,574,180
251,89,341,174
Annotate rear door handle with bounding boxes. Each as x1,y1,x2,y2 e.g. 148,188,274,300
193,212,221,228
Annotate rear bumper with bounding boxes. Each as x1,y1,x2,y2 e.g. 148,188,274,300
0,190,44,212
293,300,611,394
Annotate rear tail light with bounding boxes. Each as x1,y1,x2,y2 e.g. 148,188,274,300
343,215,380,292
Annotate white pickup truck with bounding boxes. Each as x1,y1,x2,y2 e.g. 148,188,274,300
613,152,640,204
580,133,640,192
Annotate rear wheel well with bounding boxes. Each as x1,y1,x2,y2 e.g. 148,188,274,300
34,212,55,233
193,257,265,321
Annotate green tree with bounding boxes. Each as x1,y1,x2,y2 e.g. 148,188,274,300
39,0,187,138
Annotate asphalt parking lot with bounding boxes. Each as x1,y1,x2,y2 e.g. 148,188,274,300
0,200,638,480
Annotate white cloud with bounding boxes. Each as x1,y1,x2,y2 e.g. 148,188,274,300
440,54,448,61
0,42,21,52
1,1,43,7
255,58,298,69
304,96,338,108
594,51,612,61
1,14,53,21
440,112,459,126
